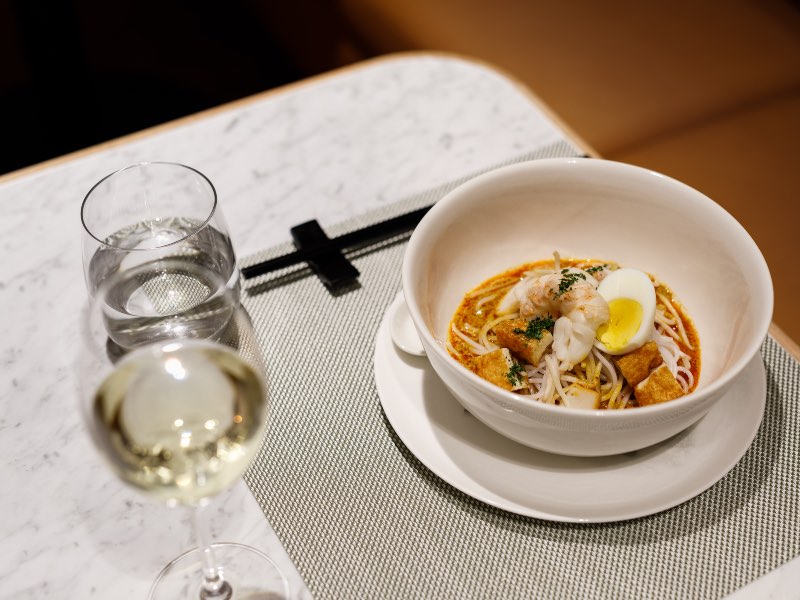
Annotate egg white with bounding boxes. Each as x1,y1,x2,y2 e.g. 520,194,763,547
594,268,656,355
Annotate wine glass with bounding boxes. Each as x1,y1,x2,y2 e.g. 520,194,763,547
81,162,240,348
79,269,289,599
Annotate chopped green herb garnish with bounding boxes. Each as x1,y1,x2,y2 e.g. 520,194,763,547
506,362,525,386
585,264,607,274
554,269,586,297
513,315,555,340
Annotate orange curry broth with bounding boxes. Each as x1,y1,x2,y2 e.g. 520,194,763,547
447,258,701,397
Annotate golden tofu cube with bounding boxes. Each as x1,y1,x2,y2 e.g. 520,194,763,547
474,348,529,392
495,318,554,365
615,341,663,387
634,364,685,406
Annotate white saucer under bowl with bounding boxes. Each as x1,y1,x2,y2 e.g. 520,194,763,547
374,293,766,523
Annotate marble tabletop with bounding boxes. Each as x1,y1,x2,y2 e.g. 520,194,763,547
1,53,797,599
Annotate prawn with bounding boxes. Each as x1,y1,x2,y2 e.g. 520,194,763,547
518,268,609,370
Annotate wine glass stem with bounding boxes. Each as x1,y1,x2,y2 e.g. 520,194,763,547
193,504,233,600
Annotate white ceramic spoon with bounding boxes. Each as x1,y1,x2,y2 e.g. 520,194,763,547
388,293,426,357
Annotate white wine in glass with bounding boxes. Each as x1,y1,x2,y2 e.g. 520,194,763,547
80,275,288,599
92,341,266,506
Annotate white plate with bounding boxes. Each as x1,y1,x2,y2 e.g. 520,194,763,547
374,293,766,522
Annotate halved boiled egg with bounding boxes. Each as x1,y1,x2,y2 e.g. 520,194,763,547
594,268,656,355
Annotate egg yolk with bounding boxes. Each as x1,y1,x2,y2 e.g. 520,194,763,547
596,298,643,352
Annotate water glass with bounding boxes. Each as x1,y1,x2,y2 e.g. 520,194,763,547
81,162,239,349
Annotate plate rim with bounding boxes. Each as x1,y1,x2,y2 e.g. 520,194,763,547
374,293,767,523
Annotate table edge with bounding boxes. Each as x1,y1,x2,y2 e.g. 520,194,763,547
0,51,597,185
769,323,800,361
3,50,796,360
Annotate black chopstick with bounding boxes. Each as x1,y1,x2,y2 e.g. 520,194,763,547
241,204,432,279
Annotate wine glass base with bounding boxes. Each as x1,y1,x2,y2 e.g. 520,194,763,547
148,543,289,600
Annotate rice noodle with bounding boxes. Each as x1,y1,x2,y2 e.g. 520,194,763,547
463,322,480,335
445,338,462,359
592,348,618,397
676,366,694,392
524,268,555,279
589,347,628,409
653,329,680,375
656,321,682,342
540,366,556,404
545,354,568,404
529,359,551,402
450,324,488,355
657,291,694,349
478,314,517,351
606,384,628,409
618,385,633,408
525,361,548,401
652,327,694,394
585,352,600,386
465,279,517,299
655,306,676,326
475,293,497,309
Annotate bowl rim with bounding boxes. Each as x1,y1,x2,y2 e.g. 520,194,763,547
402,157,773,420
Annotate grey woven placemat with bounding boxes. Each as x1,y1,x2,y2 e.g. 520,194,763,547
242,146,800,599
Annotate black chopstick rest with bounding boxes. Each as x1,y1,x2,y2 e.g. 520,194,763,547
241,204,432,282
290,220,360,291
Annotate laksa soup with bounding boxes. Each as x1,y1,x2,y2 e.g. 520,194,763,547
448,254,700,410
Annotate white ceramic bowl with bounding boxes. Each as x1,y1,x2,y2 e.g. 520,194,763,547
402,158,772,456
